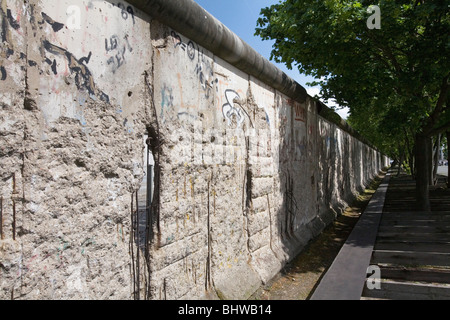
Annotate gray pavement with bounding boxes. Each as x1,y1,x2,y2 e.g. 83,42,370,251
361,171,450,300
311,168,450,300
310,171,392,300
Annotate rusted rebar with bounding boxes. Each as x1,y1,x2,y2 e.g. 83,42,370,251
0,196,3,240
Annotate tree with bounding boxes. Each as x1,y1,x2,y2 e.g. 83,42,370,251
256,0,450,211
347,97,417,176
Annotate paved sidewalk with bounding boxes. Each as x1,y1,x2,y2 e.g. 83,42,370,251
310,171,391,300
311,168,450,300
362,172,450,300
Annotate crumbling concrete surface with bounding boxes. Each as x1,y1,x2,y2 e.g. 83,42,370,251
1,0,153,299
1,0,389,300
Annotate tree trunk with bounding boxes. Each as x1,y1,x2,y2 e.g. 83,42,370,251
410,152,415,179
411,144,416,179
410,128,418,179
404,131,414,178
432,134,441,186
428,136,434,185
397,143,403,176
415,134,431,212
447,131,450,188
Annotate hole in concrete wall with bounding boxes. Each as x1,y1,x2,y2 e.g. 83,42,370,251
136,133,155,248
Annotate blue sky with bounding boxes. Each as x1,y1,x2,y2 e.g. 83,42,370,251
194,0,349,119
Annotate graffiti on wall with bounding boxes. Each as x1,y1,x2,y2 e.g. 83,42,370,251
222,90,246,128
105,34,134,74
160,83,174,123
293,103,306,122
113,2,136,25
0,65,5,81
171,31,254,128
1,1,146,128
171,30,218,100
41,12,64,32
43,39,110,103
0,5,21,82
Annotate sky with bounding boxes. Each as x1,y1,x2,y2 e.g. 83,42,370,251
194,0,349,119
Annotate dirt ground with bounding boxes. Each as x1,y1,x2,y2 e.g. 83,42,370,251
249,171,386,300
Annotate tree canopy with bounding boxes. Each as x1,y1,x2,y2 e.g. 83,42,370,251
256,0,449,209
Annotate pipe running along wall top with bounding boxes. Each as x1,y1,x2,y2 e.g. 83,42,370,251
127,0,309,103
127,0,378,148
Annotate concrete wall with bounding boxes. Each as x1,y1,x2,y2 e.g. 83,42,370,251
0,0,389,300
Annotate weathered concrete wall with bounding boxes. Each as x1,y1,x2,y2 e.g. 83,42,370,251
1,0,153,299
1,0,389,300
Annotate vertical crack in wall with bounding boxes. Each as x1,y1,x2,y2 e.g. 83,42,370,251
205,175,212,291
129,69,162,300
143,139,153,301
144,70,161,243
0,2,390,300
266,194,274,254
134,70,164,300
1,0,29,299
244,136,252,254
23,1,36,111
131,187,152,300
135,191,141,300
129,192,138,299
284,172,298,240
11,199,16,238
0,196,3,240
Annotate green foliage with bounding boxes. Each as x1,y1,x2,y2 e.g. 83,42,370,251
256,0,450,154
